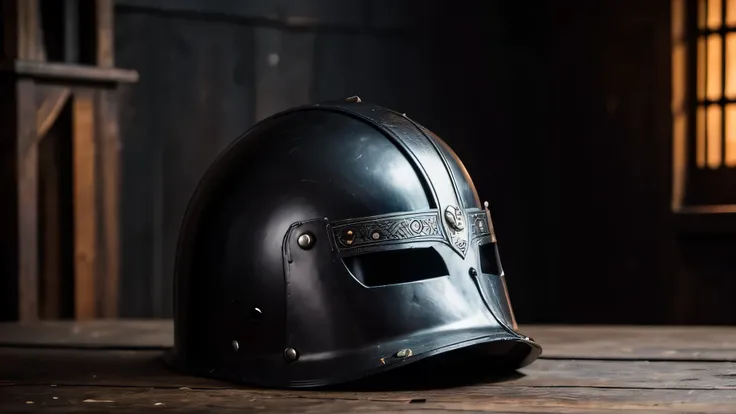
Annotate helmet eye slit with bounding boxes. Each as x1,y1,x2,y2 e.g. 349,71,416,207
342,247,449,287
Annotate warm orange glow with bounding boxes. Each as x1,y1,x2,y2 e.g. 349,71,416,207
672,45,687,110
673,113,688,206
707,35,723,101
727,33,736,98
673,45,686,109
726,105,736,166
698,37,707,100
707,105,723,168
700,0,708,28
697,106,707,167
709,0,723,29
673,0,685,37
728,0,736,25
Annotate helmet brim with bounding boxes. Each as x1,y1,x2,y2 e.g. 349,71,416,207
163,327,541,389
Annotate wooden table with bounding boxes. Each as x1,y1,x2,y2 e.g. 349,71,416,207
1,321,735,413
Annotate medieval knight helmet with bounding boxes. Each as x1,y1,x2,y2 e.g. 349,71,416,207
166,97,542,388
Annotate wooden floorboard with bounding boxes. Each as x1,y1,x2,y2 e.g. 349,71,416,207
3,321,736,362
1,321,736,413
523,325,736,361
1,348,735,391
0,319,172,349
2,384,735,413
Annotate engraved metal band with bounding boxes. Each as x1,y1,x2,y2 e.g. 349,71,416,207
331,207,495,252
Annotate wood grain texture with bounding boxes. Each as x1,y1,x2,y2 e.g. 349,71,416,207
72,90,98,320
115,0,406,30
523,325,736,361
1,323,735,413
1,348,735,391
4,321,736,362
38,97,65,319
1,382,735,413
96,0,115,67
114,11,257,317
16,79,40,322
36,85,71,138
97,89,121,318
0,60,139,83
0,320,171,348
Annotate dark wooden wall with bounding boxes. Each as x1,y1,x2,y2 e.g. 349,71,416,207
112,0,736,325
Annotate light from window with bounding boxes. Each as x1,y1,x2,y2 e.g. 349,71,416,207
696,0,736,168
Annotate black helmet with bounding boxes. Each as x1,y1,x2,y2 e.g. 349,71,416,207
165,97,542,388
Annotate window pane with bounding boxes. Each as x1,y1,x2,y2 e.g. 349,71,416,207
698,106,706,168
728,0,736,26
707,35,723,101
673,44,686,108
698,37,707,100
700,0,708,28
673,0,685,38
707,105,723,168
727,33,736,98
726,105,736,166
709,0,723,29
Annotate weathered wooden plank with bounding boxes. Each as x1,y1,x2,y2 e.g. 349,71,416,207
72,89,98,320
113,10,162,318
36,85,71,138
0,320,171,348
116,0,373,30
0,60,139,83
97,89,121,318
523,325,736,361
1,347,735,392
4,321,736,362
16,79,40,322
37,90,68,319
1,383,735,414
150,15,256,317
96,0,115,67
13,0,43,61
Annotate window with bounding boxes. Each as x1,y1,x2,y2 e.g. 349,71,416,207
672,0,736,209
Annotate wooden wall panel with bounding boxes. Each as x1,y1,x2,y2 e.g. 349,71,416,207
116,9,257,317
254,28,315,122
111,0,736,325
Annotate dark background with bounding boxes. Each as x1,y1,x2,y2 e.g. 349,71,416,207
7,0,734,324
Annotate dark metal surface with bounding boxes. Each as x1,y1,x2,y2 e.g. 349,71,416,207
167,100,541,388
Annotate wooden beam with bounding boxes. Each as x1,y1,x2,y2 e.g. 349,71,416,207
96,0,115,67
36,85,71,320
16,79,40,322
72,89,98,320
14,0,43,61
1,60,139,84
98,90,120,318
36,86,72,138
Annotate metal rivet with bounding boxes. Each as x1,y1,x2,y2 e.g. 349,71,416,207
396,348,413,358
345,95,361,103
232,340,239,351
250,307,263,321
469,267,478,277
284,347,299,362
371,231,381,240
342,229,356,246
297,232,315,249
